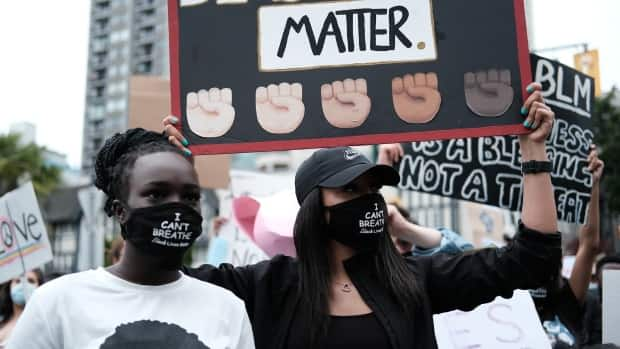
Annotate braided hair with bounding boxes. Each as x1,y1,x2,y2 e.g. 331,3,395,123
94,128,191,217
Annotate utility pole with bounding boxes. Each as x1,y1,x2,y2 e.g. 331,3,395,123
525,0,536,48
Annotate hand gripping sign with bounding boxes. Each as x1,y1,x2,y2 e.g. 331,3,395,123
396,54,595,224
169,0,533,154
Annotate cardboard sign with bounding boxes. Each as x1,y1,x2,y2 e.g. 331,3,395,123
0,183,53,284
397,54,595,224
433,290,551,349
602,270,620,345
168,0,532,154
205,170,295,266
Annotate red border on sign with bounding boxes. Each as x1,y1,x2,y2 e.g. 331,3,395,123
167,0,532,155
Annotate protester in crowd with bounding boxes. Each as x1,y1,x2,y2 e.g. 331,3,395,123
582,252,620,346
387,202,473,256
8,129,254,349
107,237,125,265
163,83,562,348
382,143,607,348
527,145,604,348
0,269,44,348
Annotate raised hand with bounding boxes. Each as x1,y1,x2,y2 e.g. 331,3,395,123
377,144,404,166
464,69,514,117
256,83,305,134
186,88,235,138
321,78,371,129
587,144,604,183
392,72,441,124
519,83,554,146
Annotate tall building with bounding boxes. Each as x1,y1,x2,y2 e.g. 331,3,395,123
82,0,169,172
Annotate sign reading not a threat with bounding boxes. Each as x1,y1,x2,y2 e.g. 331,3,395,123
397,54,595,224
169,0,532,154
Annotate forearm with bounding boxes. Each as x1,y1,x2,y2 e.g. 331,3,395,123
580,182,600,250
569,182,600,302
398,222,443,249
520,140,557,234
569,248,597,303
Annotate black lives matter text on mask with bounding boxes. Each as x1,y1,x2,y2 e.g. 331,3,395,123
152,213,196,248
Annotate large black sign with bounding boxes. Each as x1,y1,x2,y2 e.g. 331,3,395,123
397,54,595,224
169,0,532,154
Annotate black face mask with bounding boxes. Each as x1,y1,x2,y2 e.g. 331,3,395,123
121,202,203,268
325,193,387,252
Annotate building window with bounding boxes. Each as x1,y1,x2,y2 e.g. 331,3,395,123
51,224,78,274
136,61,152,73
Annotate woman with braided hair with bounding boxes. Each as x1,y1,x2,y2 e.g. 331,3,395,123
8,129,255,349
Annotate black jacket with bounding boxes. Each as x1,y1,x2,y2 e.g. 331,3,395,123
184,223,561,348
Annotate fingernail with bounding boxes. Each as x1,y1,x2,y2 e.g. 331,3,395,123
520,107,528,116
523,120,531,128
170,116,179,124
182,138,189,147
527,85,535,94
530,121,538,129
183,149,193,157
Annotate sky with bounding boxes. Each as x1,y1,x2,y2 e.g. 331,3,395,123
0,1,618,169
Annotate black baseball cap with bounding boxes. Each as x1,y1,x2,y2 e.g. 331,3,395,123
295,147,400,204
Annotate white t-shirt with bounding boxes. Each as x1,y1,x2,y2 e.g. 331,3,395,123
7,268,255,349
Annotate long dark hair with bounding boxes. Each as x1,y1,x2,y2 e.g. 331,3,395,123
0,269,44,325
293,188,420,346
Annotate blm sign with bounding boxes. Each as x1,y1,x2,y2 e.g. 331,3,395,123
397,54,595,224
169,0,533,154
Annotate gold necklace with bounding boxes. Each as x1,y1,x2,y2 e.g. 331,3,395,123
333,281,354,293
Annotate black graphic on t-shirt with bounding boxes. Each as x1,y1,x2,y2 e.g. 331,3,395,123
99,320,210,349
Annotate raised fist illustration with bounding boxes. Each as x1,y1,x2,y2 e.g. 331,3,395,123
464,69,514,117
321,78,371,129
186,88,235,138
256,82,305,134
392,72,441,124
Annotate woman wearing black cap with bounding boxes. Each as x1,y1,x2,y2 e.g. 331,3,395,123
166,82,561,348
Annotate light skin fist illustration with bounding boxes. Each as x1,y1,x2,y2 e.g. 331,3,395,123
256,83,305,134
186,87,235,138
392,72,441,124
464,69,514,117
321,78,371,129
186,88,235,138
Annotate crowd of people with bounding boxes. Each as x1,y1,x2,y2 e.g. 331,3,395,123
0,82,618,348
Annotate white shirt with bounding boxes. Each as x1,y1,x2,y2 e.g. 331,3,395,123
7,268,255,349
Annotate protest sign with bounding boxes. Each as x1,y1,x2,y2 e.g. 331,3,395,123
397,54,595,224
602,270,620,345
433,290,550,349
168,0,532,154
206,170,294,266
0,182,53,284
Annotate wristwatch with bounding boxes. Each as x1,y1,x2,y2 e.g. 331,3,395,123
521,160,552,174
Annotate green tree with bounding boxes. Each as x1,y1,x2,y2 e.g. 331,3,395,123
592,87,620,213
0,133,61,196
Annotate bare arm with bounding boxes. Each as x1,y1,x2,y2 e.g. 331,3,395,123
387,204,442,249
569,146,603,302
519,83,557,234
